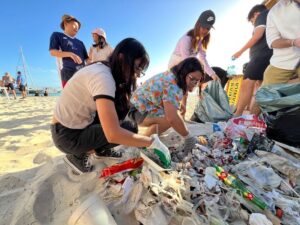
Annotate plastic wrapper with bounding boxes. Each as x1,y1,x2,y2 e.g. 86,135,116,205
100,158,144,178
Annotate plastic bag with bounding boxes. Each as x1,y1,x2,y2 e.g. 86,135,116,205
249,213,273,225
264,106,300,147
256,83,300,113
193,80,233,123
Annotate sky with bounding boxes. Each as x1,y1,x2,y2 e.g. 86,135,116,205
0,0,261,90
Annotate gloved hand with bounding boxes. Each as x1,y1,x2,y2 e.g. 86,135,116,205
148,134,171,168
182,133,198,156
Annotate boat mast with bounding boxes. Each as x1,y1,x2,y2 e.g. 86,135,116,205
20,46,36,93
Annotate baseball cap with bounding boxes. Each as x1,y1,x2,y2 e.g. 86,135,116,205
60,14,81,30
199,10,216,29
92,28,107,40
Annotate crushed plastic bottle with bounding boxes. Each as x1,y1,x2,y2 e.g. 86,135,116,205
227,57,237,76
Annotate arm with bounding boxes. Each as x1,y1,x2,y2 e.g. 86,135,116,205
163,101,189,137
50,49,82,64
96,98,153,147
178,36,193,59
87,47,93,64
179,93,188,119
233,26,266,58
270,38,300,48
197,46,219,80
265,12,300,49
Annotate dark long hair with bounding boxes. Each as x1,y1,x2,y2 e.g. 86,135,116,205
109,38,149,119
187,16,211,52
170,57,204,95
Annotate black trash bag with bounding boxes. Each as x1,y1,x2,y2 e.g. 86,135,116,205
264,106,300,147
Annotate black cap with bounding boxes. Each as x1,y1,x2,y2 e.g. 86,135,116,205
199,10,216,29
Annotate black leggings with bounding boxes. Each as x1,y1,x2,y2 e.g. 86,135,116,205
50,119,137,157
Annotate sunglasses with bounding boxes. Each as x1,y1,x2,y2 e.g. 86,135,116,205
188,74,203,85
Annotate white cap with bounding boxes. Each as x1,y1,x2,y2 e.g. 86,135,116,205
92,28,107,40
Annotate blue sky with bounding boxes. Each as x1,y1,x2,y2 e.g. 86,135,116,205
0,0,261,89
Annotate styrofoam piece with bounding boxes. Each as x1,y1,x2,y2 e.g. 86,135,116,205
68,194,117,225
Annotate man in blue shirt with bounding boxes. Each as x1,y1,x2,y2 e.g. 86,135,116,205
16,71,27,99
49,14,88,88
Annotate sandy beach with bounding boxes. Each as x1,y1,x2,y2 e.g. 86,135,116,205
0,94,199,225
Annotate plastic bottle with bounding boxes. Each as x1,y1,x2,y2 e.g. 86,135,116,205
227,57,237,76
215,165,267,210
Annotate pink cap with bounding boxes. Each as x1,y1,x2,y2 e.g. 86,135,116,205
92,28,106,40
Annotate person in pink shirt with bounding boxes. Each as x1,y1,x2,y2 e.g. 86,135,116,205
169,10,220,118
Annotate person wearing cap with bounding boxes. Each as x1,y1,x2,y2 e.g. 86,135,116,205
232,4,273,116
88,28,113,64
49,14,88,88
169,10,220,119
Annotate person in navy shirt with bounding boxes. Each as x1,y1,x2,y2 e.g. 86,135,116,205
49,14,88,88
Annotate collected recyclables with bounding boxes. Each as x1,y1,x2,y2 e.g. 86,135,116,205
256,83,300,147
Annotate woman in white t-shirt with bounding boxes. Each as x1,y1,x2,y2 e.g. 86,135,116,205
88,28,113,63
51,38,171,175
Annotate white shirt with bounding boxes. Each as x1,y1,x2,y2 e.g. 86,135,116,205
266,0,300,70
54,63,116,129
89,44,113,63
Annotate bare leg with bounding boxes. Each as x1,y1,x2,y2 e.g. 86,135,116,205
234,78,256,116
139,117,171,136
249,80,262,111
12,90,17,99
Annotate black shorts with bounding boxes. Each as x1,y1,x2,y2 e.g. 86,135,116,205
5,83,14,90
244,54,272,80
61,68,77,82
19,85,26,91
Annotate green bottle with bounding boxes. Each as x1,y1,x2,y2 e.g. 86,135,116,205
215,165,267,210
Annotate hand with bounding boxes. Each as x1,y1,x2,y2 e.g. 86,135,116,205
68,52,83,64
294,38,300,48
182,133,198,155
232,51,242,59
148,134,171,168
211,73,220,81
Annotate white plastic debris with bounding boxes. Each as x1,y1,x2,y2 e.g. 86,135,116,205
249,213,273,225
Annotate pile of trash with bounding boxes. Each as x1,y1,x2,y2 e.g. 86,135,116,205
95,115,300,225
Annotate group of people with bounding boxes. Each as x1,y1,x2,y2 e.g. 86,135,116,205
1,71,27,99
49,0,300,175
233,0,300,116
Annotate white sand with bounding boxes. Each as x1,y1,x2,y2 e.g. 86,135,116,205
0,94,199,225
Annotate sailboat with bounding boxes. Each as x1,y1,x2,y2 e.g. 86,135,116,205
16,47,60,96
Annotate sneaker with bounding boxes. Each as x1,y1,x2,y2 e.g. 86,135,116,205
63,154,94,175
94,148,122,159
